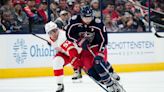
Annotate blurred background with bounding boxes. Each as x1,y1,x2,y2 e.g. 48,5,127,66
0,0,164,78
0,0,164,92
0,0,163,34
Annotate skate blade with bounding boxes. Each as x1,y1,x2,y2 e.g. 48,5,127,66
72,78,82,83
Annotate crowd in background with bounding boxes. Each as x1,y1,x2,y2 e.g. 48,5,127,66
0,0,163,34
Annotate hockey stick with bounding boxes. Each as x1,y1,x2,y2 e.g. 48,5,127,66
87,47,126,92
149,22,164,38
140,18,164,38
31,33,51,45
28,16,51,44
84,71,109,92
31,33,48,42
151,23,164,38
154,32,164,38
127,0,164,38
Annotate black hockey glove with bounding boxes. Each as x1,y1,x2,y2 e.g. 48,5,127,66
77,38,89,50
94,53,105,64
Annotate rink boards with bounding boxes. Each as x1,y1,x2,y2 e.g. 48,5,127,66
0,33,164,78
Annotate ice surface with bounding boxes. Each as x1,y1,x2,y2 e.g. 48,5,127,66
0,71,164,92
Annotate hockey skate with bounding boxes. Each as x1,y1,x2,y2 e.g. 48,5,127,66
111,72,120,81
72,69,82,83
107,83,121,92
56,83,64,92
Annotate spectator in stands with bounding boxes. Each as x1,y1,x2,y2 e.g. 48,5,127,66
50,1,59,21
13,3,28,26
1,0,159,33
121,11,143,32
103,3,119,20
124,1,135,14
35,0,41,5
12,0,27,5
54,10,69,29
151,2,164,31
0,12,4,33
91,0,101,18
58,0,70,12
37,0,48,24
115,1,125,16
1,10,21,33
0,0,14,11
71,2,81,15
104,14,119,32
85,0,92,5
0,0,15,19
101,0,115,9
79,0,85,7
23,0,38,22
67,0,75,9
133,9,146,32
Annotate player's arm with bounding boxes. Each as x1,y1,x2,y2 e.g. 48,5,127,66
97,24,108,58
65,15,80,43
100,25,108,51
60,40,78,58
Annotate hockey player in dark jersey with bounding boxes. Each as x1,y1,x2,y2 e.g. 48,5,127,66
65,5,121,92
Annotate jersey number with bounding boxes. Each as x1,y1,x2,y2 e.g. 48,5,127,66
62,40,72,49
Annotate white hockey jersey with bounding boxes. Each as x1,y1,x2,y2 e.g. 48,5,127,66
48,30,82,56
50,30,67,48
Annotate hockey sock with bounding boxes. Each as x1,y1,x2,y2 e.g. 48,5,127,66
94,61,113,86
88,66,101,82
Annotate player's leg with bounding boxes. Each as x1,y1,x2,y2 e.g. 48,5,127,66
80,50,105,83
52,56,65,92
80,49,122,92
104,48,120,81
70,57,83,81
94,57,123,92
72,68,82,80
89,47,121,91
53,52,72,92
93,59,114,86
105,61,120,81
69,49,83,81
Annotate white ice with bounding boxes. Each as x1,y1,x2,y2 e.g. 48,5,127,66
0,71,164,92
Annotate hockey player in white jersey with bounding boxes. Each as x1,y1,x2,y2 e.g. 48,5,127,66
45,21,82,92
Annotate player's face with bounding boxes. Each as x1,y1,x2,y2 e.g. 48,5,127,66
48,29,59,41
82,16,93,24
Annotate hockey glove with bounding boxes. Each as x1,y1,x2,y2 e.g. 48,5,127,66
77,38,89,50
94,52,105,64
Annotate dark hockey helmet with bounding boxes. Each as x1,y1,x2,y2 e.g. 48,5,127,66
80,5,93,17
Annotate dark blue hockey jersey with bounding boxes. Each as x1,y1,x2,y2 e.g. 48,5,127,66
65,15,107,52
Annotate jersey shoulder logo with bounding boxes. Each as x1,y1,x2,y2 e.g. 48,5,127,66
95,18,101,23
71,15,77,20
